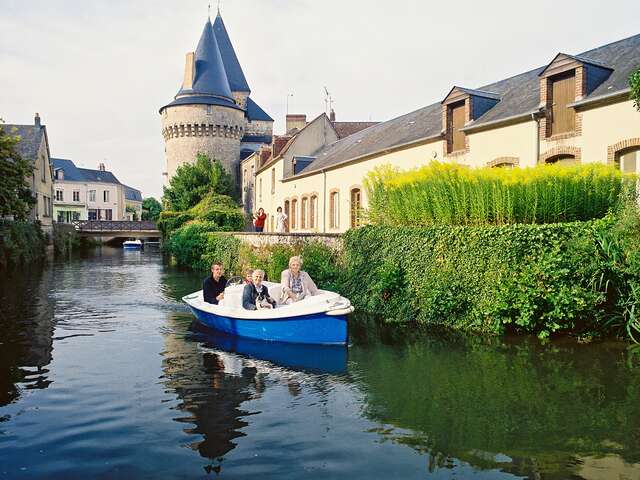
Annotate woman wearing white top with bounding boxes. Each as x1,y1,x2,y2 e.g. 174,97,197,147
280,256,319,304
275,206,288,233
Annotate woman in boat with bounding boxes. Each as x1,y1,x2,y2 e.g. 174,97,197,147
242,269,277,310
280,256,319,304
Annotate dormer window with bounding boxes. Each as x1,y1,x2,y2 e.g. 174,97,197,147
448,101,466,153
550,71,576,135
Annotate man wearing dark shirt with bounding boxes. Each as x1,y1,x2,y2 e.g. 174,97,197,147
203,262,227,304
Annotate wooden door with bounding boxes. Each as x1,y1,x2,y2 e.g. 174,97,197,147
551,73,575,135
284,200,290,232
450,102,466,152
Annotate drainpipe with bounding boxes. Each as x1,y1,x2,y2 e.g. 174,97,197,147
531,112,540,164
322,169,327,233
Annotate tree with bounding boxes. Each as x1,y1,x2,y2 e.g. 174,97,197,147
0,120,35,220
630,67,640,112
142,197,162,221
162,153,234,211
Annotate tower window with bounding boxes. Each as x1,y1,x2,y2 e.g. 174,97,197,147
206,105,213,115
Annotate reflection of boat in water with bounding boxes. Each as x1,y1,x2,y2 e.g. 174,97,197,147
183,281,353,345
123,239,143,249
190,322,348,374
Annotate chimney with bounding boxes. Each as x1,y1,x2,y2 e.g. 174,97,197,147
329,109,336,123
285,114,306,133
34,112,41,127
98,163,105,171
183,52,195,90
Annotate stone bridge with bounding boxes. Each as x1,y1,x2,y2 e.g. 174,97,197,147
72,220,160,239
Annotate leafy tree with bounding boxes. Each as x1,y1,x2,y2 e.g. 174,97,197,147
0,120,35,220
142,197,162,221
631,66,640,112
162,154,233,211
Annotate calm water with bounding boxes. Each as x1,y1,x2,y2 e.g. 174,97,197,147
1,249,640,479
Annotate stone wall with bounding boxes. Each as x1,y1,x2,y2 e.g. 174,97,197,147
162,103,244,183
224,232,342,250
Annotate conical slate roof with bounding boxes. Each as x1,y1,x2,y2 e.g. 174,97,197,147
176,19,233,100
213,13,250,93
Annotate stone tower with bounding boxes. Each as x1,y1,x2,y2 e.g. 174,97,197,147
160,16,245,183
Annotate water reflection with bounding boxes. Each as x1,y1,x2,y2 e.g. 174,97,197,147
0,265,55,406
349,319,640,479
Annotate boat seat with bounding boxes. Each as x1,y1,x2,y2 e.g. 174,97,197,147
268,284,282,302
222,290,243,309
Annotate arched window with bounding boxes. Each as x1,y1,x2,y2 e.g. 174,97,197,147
291,198,298,230
309,195,317,229
270,215,274,232
350,188,362,228
616,147,640,174
545,154,576,165
301,197,308,229
284,200,290,232
329,191,339,229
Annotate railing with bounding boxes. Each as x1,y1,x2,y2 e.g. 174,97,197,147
72,220,158,232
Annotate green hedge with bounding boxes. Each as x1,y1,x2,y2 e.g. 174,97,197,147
340,212,640,339
0,220,45,267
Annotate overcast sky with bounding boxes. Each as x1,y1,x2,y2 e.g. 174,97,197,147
2,0,639,198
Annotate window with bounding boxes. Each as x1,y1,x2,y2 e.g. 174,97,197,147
206,105,213,115
259,178,262,202
617,148,640,174
350,188,362,228
42,195,51,217
89,190,96,202
73,191,80,202
301,197,308,229
546,155,576,165
291,198,298,230
103,190,109,202
270,215,274,232
88,209,97,220
448,101,466,153
330,191,339,229
55,190,63,201
271,168,276,194
104,209,113,220
550,72,576,135
284,200,290,232
41,155,46,182
243,169,247,190
309,195,317,229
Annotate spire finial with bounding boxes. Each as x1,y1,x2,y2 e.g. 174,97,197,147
217,0,221,14
208,3,211,20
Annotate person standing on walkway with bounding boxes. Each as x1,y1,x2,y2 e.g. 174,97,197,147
253,208,267,233
275,206,287,233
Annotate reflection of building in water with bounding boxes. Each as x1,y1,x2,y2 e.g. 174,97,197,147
161,314,263,462
0,265,56,406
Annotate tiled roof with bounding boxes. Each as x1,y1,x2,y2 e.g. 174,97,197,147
332,121,379,139
290,33,640,178
77,167,121,185
52,158,86,181
123,185,142,202
2,124,45,160
213,13,250,93
246,97,274,122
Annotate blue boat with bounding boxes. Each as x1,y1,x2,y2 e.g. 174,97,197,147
122,239,143,249
182,282,353,345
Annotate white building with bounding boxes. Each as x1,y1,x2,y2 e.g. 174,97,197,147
52,159,140,222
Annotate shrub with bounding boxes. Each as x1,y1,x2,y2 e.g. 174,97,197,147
166,221,226,270
366,162,632,226
157,211,194,238
0,220,45,267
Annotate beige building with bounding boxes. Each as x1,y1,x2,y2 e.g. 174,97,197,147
253,33,640,233
4,114,54,236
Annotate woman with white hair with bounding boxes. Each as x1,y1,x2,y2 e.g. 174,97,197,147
280,256,319,304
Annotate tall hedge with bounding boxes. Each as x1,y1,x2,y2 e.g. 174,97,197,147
0,220,45,268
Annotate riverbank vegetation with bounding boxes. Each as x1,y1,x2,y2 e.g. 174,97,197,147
0,220,46,268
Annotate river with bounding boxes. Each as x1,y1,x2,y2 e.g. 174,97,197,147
1,248,639,479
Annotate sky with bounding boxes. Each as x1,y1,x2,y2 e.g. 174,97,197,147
2,0,639,199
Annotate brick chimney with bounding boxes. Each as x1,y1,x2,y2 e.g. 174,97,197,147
329,109,336,122
183,52,195,90
98,163,106,171
34,112,41,127
285,114,306,133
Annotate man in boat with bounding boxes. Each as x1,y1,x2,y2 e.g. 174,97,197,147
203,262,227,305
242,269,277,310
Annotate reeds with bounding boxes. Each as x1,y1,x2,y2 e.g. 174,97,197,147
365,162,633,226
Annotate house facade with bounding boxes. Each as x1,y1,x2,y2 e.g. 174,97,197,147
124,185,143,220
254,33,640,233
52,159,139,222
4,114,55,236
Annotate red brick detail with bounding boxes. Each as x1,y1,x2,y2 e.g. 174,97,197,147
487,156,520,168
539,146,581,164
607,138,640,164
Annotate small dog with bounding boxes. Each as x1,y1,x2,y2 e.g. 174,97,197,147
256,291,274,310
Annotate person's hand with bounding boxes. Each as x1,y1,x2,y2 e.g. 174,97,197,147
216,292,224,301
